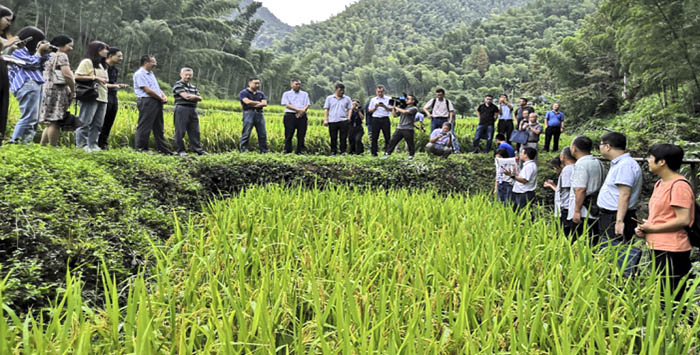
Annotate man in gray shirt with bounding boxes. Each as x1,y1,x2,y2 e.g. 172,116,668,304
385,94,419,159
323,83,352,155
133,55,172,154
597,132,643,275
568,136,606,243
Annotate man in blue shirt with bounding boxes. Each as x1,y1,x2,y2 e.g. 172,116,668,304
426,122,455,158
497,94,515,145
8,27,51,144
133,55,172,154
597,132,643,275
495,133,515,158
544,103,565,152
239,77,268,153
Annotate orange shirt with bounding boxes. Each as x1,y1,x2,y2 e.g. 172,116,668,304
645,177,695,252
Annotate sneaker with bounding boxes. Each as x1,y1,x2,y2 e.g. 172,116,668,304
90,146,102,152
408,156,414,160
178,151,187,157
196,151,210,156
83,146,92,153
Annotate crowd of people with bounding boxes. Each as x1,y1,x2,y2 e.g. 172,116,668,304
0,6,697,309
495,131,697,306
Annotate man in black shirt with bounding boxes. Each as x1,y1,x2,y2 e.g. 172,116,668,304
172,67,205,156
98,47,129,150
348,99,365,154
472,95,500,153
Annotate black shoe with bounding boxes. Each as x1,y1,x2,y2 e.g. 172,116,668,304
196,151,210,156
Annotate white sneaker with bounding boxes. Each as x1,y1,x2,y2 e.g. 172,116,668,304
83,146,92,153
90,146,102,152
178,152,187,157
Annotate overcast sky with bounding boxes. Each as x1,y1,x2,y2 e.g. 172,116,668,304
259,0,358,26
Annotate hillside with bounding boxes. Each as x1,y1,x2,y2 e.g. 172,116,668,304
257,0,596,107
239,0,294,49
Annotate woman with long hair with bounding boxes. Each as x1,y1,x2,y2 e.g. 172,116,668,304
0,5,18,146
7,26,51,144
39,35,75,146
74,40,109,151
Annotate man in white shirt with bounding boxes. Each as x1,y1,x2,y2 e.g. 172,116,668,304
423,88,455,133
281,79,310,154
323,83,352,155
505,147,539,211
368,85,393,156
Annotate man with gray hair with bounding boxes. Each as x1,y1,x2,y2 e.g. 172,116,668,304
172,67,206,156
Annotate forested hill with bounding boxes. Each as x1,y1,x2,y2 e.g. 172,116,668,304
276,0,530,60
238,0,293,49
259,0,597,107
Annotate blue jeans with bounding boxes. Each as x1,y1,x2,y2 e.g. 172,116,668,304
240,110,267,152
497,182,513,203
473,124,495,153
11,80,42,143
430,117,448,133
75,100,107,148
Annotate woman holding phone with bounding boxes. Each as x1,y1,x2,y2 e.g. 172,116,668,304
0,5,17,146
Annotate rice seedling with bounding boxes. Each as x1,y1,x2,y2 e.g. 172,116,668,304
1,186,697,353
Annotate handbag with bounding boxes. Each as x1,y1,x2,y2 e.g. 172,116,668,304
510,129,528,145
48,54,66,85
75,61,99,102
58,101,83,131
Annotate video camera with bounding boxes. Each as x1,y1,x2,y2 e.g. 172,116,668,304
388,93,408,109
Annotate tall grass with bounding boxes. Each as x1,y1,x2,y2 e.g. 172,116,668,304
1,186,697,353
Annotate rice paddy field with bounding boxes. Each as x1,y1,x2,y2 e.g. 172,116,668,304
1,185,699,353
2,95,692,353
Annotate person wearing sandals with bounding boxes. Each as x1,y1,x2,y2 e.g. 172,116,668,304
74,41,109,152
39,36,75,146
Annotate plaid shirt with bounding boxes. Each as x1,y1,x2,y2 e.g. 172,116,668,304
8,48,48,94
173,80,200,107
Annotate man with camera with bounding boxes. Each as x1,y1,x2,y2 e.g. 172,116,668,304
281,79,310,154
368,85,392,157
323,83,352,155
423,88,455,134
384,94,419,159
426,122,455,158
348,99,365,154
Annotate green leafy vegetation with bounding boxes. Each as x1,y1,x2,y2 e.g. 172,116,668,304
2,186,699,352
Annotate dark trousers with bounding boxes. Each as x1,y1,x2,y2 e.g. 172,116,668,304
497,119,514,144
652,249,692,303
0,61,9,146
512,191,535,211
173,105,203,154
497,182,513,203
348,125,364,154
544,125,561,152
135,97,171,154
386,129,415,156
473,124,495,153
430,117,448,133
283,112,307,154
371,116,391,156
328,121,349,154
571,217,600,245
560,209,572,236
598,209,640,276
98,102,119,149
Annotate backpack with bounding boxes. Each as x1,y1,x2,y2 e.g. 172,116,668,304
429,98,451,115
669,179,700,247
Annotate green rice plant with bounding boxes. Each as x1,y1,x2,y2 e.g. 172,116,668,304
1,186,698,353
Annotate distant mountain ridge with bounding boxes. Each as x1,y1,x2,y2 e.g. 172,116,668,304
238,0,294,49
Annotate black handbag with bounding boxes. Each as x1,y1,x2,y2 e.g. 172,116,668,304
75,63,99,102
59,101,83,131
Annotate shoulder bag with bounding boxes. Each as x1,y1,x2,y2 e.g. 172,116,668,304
75,60,99,102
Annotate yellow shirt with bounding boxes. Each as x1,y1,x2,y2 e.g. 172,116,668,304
75,59,108,103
